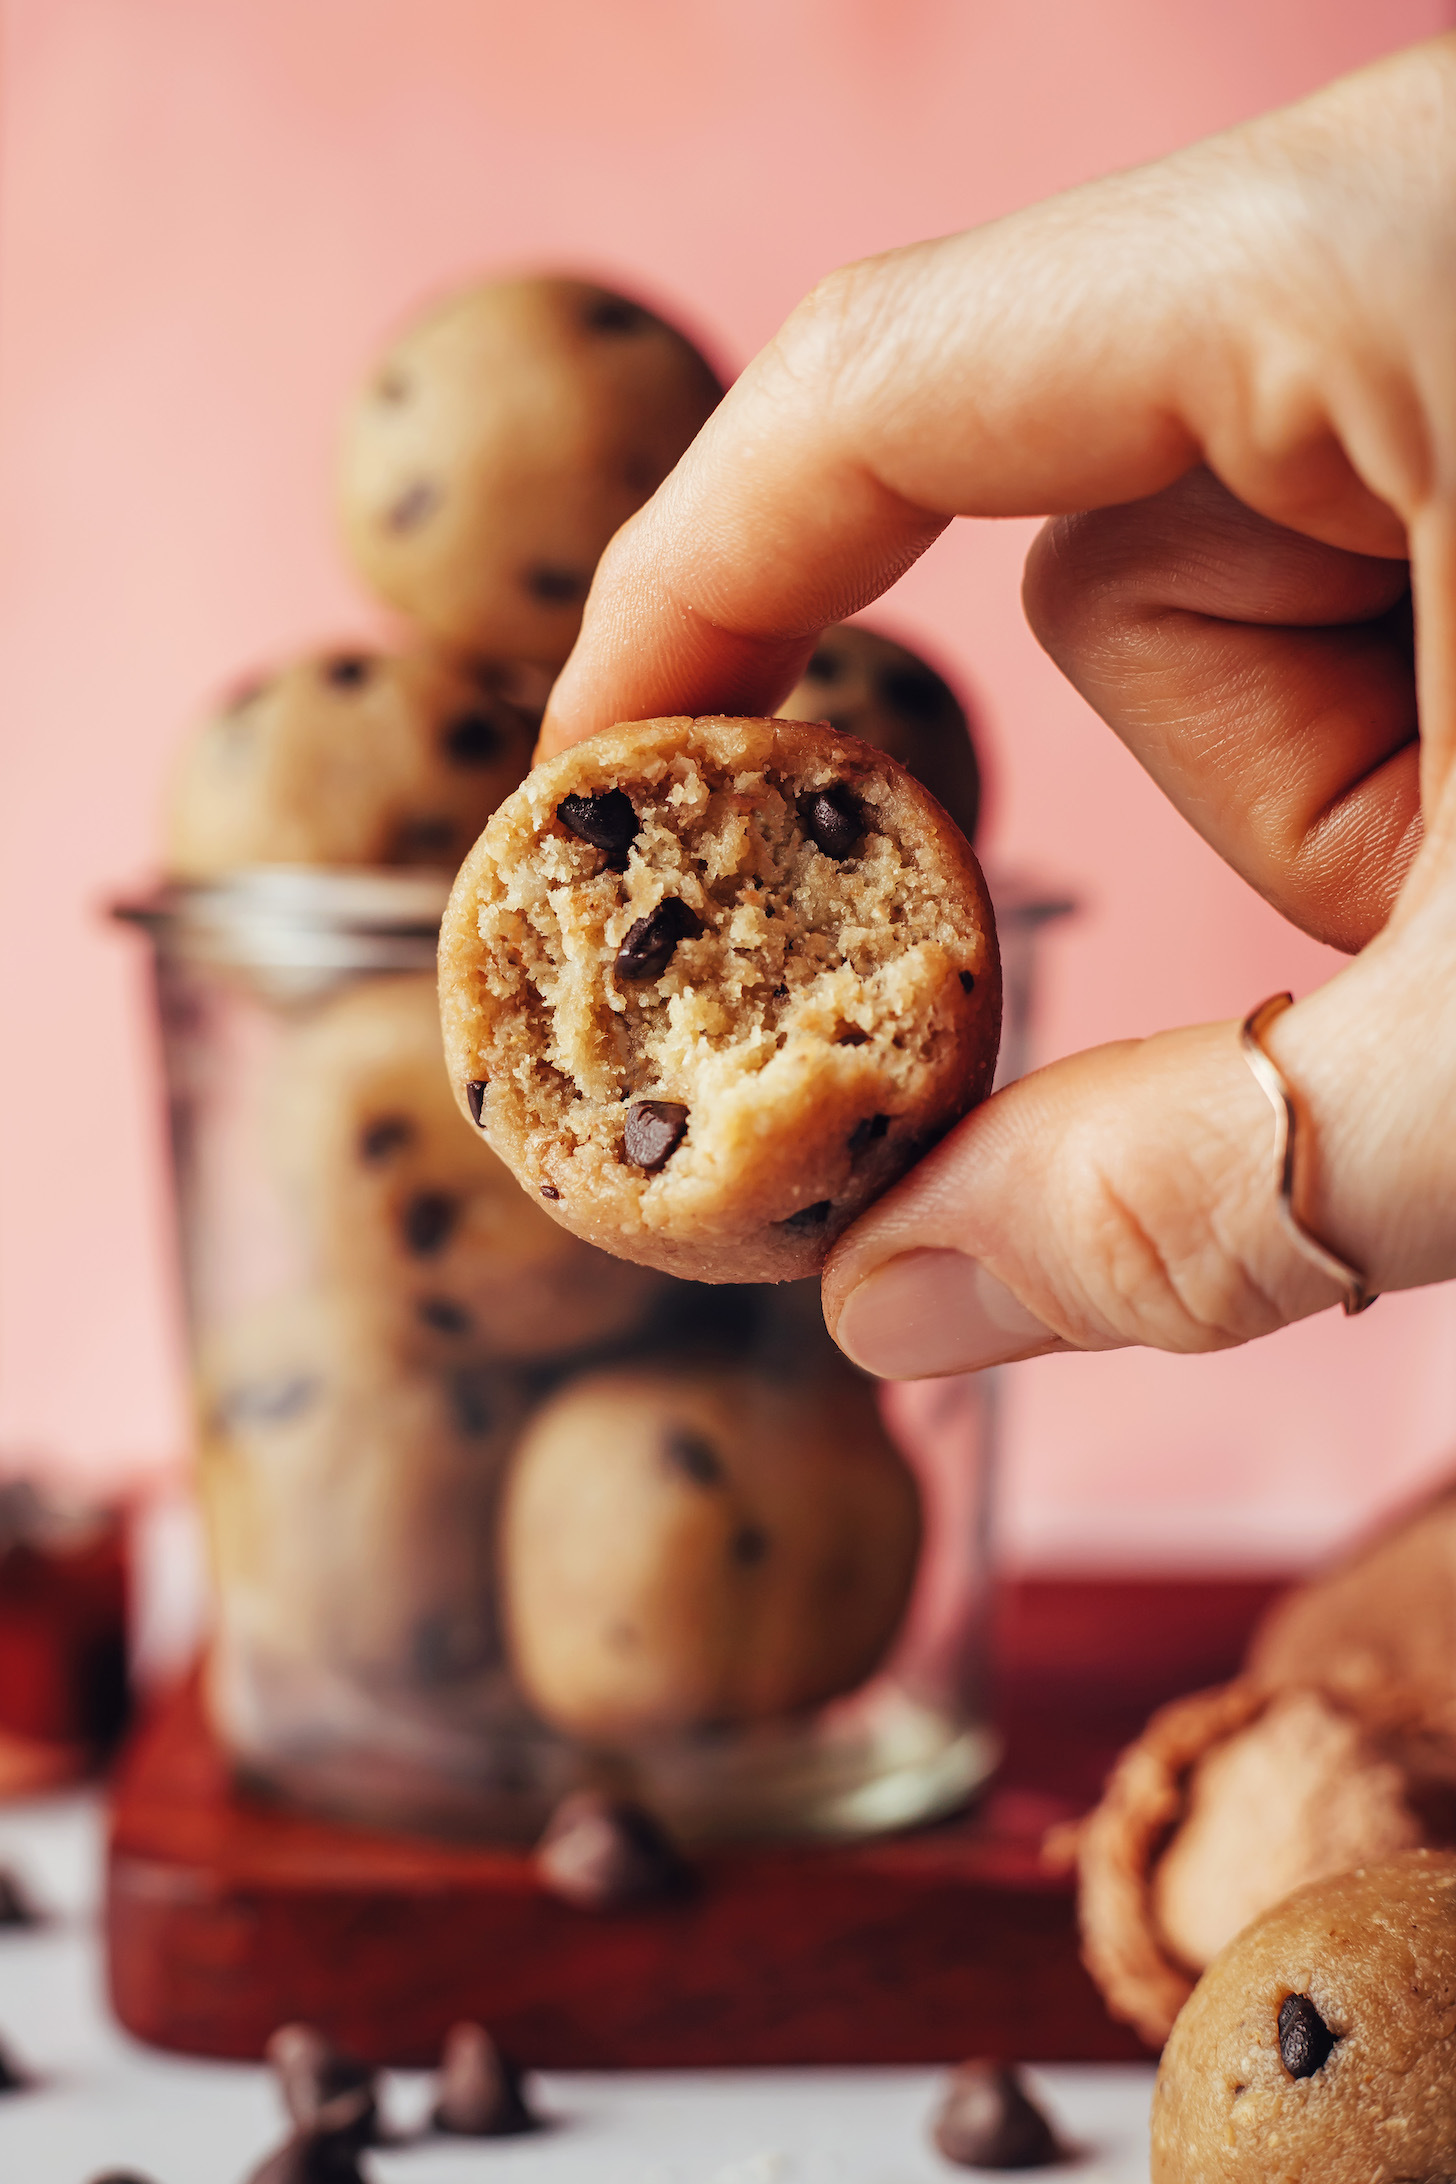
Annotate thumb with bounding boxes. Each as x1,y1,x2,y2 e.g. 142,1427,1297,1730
821,895,1456,1377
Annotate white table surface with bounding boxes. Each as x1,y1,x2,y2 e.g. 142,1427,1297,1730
0,1792,1155,2184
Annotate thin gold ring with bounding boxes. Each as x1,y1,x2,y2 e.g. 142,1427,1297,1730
1239,993,1377,1317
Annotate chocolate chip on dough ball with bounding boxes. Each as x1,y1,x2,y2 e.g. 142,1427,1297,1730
779,623,982,843
498,1363,922,1741
270,975,665,1365
339,276,724,665
439,715,1000,1284
1150,1851,1456,2184
165,646,539,878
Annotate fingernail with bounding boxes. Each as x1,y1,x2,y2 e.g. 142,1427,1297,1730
833,1249,1059,1379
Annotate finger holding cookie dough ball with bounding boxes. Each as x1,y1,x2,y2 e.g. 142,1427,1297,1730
339,276,724,665
439,716,1000,1284
165,645,539,878
499,1364,922,1742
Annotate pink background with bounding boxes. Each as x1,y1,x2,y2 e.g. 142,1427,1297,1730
2,0,1453,1566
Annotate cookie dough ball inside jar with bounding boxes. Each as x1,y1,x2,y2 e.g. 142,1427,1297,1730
779,623,982,843
164,646,539,878
1151,1851,1456,2184
270,975,665,1365
499,1363,922,1742
338,276,725,665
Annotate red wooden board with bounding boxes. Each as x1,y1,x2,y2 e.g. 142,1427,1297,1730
105,1576,1282,2067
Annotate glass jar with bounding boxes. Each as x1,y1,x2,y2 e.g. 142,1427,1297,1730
115,868,1068,1843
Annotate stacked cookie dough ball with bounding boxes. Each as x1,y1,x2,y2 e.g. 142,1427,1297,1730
162,272,989,1821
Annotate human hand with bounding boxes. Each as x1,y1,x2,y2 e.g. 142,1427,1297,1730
540,37,1456,1376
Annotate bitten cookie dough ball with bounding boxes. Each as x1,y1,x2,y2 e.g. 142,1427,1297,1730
339,276,723,665
439,716,1000,1283
779,624,981,843
1151,1852,1456,2184
165,646,540,878
499,1364,922,1741
271,976,664,1364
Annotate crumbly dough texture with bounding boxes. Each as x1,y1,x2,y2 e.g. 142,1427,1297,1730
1151,1851,1456,2184
339,276,723,665
498,1362,922,1741
271,975,664,1365
779,622,981,842
165,646,539,877
439,715,1000,1283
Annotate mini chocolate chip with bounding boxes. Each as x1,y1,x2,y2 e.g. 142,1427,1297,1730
401,1191,459,1257
624,1100,689,1172
584,293,648,334
960,970,976,994
801,783,863,860
540,1182,561,1200
321,653,371,689
932,2061,1063,2170
265,2023,377,2146
536,1791,694,1910
558,789,638,857
731,1524,770,1567
244,2136,366,2184
665,1431,725,1488
219,1375,319,1430
781,1200,832,1229
0,2039,29,2094
466,1080,488,1126
835,1025,869,1046
803,646,842,685
440,712,502,766
0,1871,39,1928
849,1113,891,1156
524,565,590,605
358,1114,414,1164
417,1296,473,1337
88,2172,162,2184
881,664,947,721
616,896,702,981
1278,1993,1336,2079
432,2021,537,2137
385,478,440,532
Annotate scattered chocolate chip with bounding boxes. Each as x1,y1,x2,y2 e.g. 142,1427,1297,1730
244,2136,366,2184
401,1191,459,1257
441,712,502,766
881,664,948,721
0,1869,40,1927
540,1183,561,1200
1278,1993,1336,2079
432,2021,537,2137
218,1375,320,1431
624,1100,689,1172
321,654,372,690
665,1431,725,1487
731,1524,770,1567
265,2023,377,2147
386,478,439,533
558,789,638,860
416,1296,473,1337
358,1114,414,1164
801,783,863,860
932,2061,1063,2170
88,2172,161,2184
616,897,702,981
466,1080,488,1126
781,1200,832,1229
849,1113,891,1156
803,646,842,685
0,2038,29,2093
537,1791,694,1910
525,565,591,605
584,293,648,334
960,970,976,994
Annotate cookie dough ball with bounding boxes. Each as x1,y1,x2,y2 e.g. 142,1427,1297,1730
197,1293,529,1694
499,1364,922,1741
1077,1680,1453,2046
439,716,1000,1283
165,645,539,878
339,276,724,665
1151,1851,1456,2184
272,975,665,1364
779,624,981,843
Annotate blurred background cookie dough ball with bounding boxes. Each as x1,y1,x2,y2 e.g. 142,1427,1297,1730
197,1291,530,1697
165,644,539,879
271,974,666,1365
779,623,982,843
338,276,725,664
499,1363,922,1742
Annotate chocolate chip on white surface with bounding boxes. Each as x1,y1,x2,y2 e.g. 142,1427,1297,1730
536,1789,694,1910
0,1868,40,1927
932,2060,1064,2169
264,2023,377,2145
431,2020,537,2136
